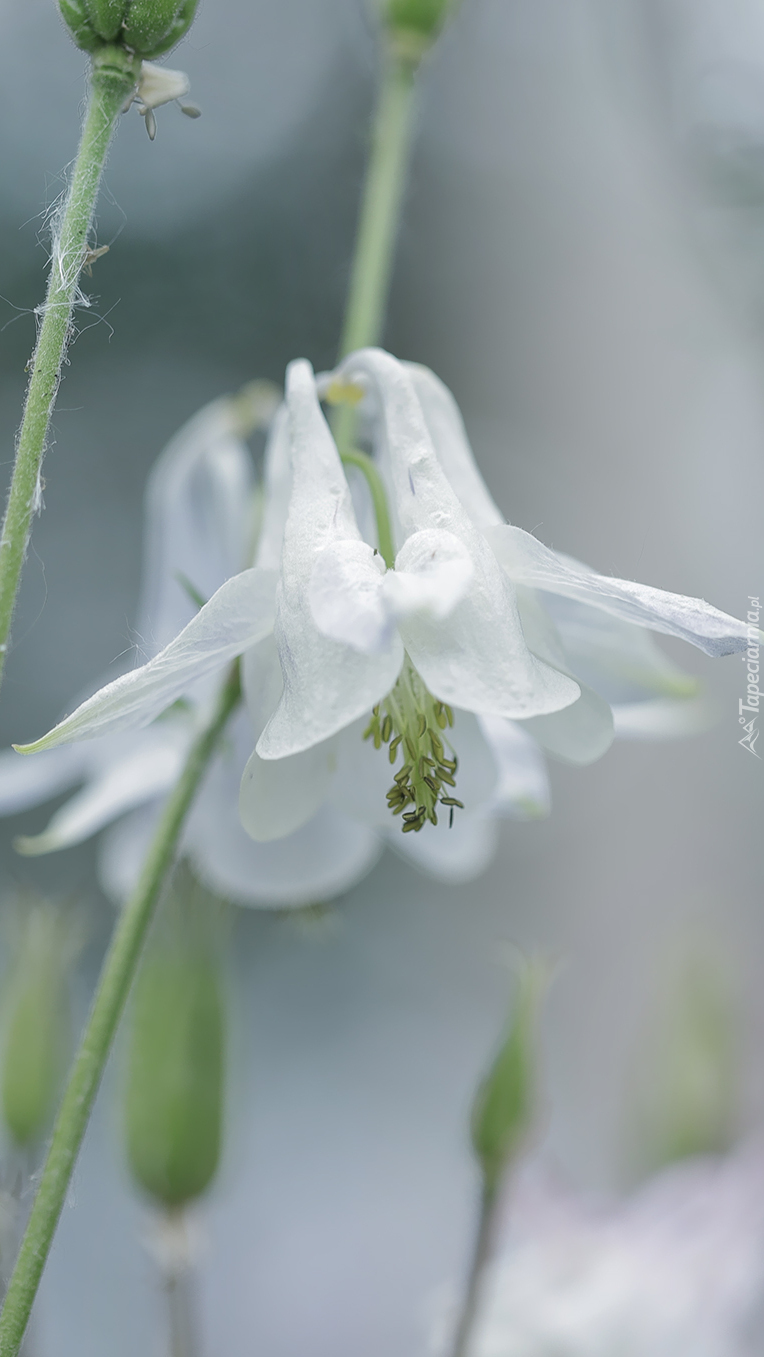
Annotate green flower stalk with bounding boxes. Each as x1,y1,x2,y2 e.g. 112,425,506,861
333,0,459,458
449,962,545,1357
0,1,199,697
0,665,240,1357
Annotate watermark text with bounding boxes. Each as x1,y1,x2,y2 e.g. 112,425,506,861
739,596,761,758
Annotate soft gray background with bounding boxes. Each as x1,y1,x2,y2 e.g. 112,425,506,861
0,0,762,1353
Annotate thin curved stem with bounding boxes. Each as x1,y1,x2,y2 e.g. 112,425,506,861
0,60,134,696
448,1183,500,1357
340,448,396,567
333,47,418,459
0,667,241,1357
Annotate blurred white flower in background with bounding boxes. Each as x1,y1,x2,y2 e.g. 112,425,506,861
434,1150,764,1357
0,388,383,907
8,348,753,892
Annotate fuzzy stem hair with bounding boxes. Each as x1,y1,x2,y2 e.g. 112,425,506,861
0,57,135,694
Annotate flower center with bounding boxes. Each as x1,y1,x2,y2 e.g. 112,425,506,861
364,659,464,832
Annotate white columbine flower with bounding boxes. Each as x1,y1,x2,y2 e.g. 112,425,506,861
10,349,752,885
0,389,382,907
436,1151,764,1357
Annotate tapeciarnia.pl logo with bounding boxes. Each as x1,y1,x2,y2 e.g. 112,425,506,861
739,596,761,758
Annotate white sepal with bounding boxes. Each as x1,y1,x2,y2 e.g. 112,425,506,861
17,569,277,753
489,525,749,657
256,359,403,759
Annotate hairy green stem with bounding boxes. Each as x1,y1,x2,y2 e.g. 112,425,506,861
333,47,418,457
0,52,136,696
0,667,241,1357
448,1183,500,1357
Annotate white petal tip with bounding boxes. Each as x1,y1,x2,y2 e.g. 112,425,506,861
13,833,59,858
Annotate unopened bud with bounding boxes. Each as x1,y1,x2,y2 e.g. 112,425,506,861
83,0,130,41
122,0,199,59
1,903,78,1148
384,0,456,64
58,0,102,52
635,943,738,1169
125,881,226,1209
57,0,198,60
470,961,545,1196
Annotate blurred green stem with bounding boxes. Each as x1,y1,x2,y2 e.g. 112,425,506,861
0,56,135,696
0,667,241,1357
449,1183,500,1357
333,46,418,457
161,1215,199,1357
166,1269,197,1357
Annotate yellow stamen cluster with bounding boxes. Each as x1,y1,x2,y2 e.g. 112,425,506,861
364,661,464,832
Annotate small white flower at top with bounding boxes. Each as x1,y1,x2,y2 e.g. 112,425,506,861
126,61,200,140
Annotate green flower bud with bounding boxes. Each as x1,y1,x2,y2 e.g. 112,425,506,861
57,0,198,60
83,0,130,41
384,0,456,63
634,944,738,1171
125,883,226,1209
1,904,77,1149
122,0,199,58
57,0,102,53
470,962,545,1196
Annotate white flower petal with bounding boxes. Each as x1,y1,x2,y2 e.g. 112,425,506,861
193,802,382,909
329,718,403,828
309,530,474,657
489,526,749,657
477,716,551,819
0,743,90,814
15,734,186,856
137,397,256,654
613,696,714,740
97,803,159,904
509,585,615,763
400,601,580,723
388,812,499,884
17,569,277,753
403,362,504,531
521,681,615,765
254,403,293,570
189,710,381,906
309,539,391,653
257,360,403,759
522,585,701,704
239,738,337,842
386,528,474,621
337,350,580,720
241,634,285,739
137,62,190,110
